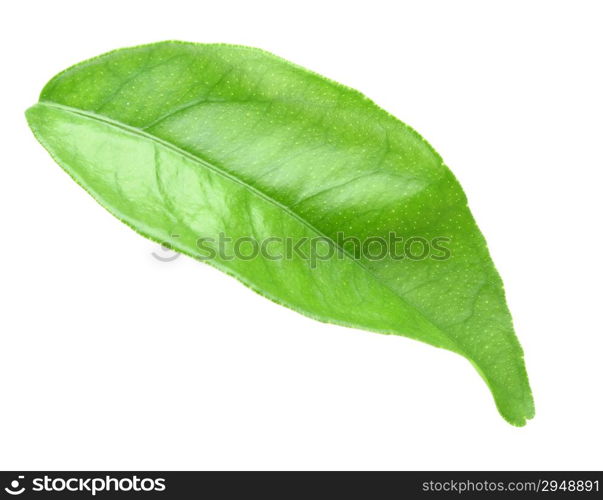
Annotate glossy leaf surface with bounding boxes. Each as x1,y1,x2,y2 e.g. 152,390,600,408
26,42,534,425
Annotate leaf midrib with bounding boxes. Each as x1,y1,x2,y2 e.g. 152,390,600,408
38,100,460,352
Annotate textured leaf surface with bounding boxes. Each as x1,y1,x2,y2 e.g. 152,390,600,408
26,41,534,425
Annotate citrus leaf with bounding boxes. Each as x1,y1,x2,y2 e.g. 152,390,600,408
26,41,534,425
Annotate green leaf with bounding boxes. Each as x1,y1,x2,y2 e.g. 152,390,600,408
26,41,534,425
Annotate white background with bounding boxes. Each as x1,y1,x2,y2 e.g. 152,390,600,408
2,0,602,470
